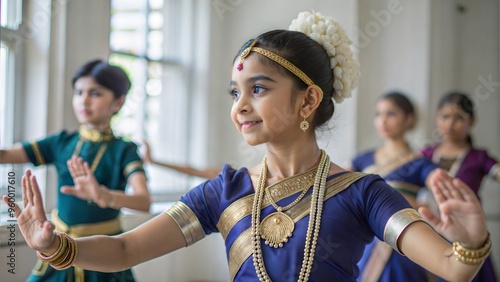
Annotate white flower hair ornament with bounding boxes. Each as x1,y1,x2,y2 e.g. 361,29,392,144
289,11,360,103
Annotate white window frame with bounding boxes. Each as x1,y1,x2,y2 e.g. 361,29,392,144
0,1,28,224
109,0,196,205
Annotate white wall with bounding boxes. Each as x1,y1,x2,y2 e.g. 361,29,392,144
430,0,500,274
204,0,359,169
357,0,432,151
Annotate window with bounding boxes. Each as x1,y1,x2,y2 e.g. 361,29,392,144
109,0,194,200
0,0,24,222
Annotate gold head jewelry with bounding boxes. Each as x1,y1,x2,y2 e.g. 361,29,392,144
237,40,315,87
251,150,331,281
237,39,258,71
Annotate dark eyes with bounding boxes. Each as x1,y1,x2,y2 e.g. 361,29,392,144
375,111,397,117
441,114,464,122
228,85,267,100
73,90,101,97
228,89,240,99
252,85,265,94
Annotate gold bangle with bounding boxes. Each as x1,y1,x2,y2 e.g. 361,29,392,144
51,233,78,270
452,233,492,265
37,232,65,261
48,233,70,265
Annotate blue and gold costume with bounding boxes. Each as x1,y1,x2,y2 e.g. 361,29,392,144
352,149,439,282
166,164,422,281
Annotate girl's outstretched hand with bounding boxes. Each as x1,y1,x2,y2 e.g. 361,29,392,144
2,170,56,253
419,168,488,248
62,156,110,208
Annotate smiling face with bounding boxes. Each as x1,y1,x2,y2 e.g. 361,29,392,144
229,54,305,146
436,103,474,143
72,76,124,129
374,99,412,140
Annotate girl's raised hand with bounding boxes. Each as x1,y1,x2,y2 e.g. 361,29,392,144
62,156,110,208
419,169,488,248
2,170,56,253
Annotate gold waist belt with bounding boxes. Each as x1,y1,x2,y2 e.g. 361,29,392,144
51,209,121,238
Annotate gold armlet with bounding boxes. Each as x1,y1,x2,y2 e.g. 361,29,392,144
452,233,492,265
384,208,424,255
37,232,78,270
165,201,205,246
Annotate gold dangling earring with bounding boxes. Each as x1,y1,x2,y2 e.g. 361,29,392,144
300,115,309,132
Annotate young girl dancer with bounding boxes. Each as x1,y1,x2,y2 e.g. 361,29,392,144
0,60,150,281
421,92,499,282
351,92,440,282
4,12,491,282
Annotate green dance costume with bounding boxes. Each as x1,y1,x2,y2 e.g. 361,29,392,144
22,126,144,282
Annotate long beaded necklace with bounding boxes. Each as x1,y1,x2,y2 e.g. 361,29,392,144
251,150,331,281
261,173,314,248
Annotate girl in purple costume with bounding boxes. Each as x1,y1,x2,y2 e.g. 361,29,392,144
421,92,500,282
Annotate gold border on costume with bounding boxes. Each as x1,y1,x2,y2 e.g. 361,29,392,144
72,139,109,173
51,209,121,237
385,181,421,196
217,166,317,239
229,172,366,281
165,201,205,246
123,160,144,177
383,208,424,255
432,147,470,178
89,144,108,172
31,142,46,165
362,151,419,177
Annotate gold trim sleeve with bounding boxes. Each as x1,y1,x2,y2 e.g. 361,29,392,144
31,142,46,165
385,181,421,195
123,160,144,177
165,202,205,246
383,208,424,255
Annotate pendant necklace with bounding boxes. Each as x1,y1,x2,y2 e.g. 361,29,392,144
251,150,331,281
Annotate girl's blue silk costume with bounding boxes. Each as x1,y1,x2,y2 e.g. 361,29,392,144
352,150,439,282
179,164,413,281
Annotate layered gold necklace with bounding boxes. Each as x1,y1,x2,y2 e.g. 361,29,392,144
79,125,115,142
251,150,331,281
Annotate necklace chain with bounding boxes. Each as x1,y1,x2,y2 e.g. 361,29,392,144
251,150,330,281
264,174,314,212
